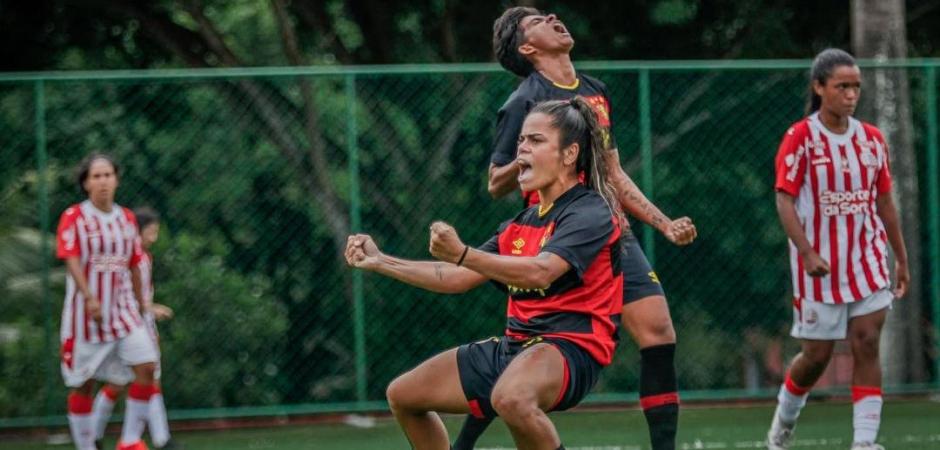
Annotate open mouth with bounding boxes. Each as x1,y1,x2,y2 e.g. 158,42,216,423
517,159,533,183
553,22,569,36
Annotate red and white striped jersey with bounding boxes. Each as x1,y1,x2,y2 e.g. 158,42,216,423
57,200,144,343
774,113,893,304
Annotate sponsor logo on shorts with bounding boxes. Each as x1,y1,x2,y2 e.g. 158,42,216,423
648,271,660,284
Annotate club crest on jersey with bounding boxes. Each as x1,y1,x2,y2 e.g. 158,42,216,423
805,310,818,326
512,238,525,254
860,146,879,168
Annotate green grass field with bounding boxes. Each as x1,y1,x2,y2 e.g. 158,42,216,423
5,399,939,449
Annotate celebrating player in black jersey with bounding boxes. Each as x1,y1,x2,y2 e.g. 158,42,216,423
346,97,622,450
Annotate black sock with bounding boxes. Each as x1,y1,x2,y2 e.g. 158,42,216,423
640,343,679,450
451,414,493,450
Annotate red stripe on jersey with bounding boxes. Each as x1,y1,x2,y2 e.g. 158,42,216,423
83,259,92,341
843,144,864,300
796,253,805,301
854,152,880,293
808,138,823,302
96,270,106,342
876,229,889,282
826,142,842,304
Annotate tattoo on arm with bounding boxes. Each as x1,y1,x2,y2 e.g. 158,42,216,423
434,263,444,281
626,188,667,228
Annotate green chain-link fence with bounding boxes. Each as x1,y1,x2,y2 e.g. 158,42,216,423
1,60,938,427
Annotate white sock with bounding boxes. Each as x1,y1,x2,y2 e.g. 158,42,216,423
775,383,808,424
68,413,96,450
149,391,171,447
68,392,96,450
853,395,883,444
92,388,118,440
120,383,153,444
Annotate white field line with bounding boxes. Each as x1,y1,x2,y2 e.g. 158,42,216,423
476,434,940,450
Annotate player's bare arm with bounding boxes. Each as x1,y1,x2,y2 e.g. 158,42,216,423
428,221,571,289
603,146,696,245
875,194,910,298
487,161,522,199
65,256,101,322
345,233,487,294
775,192,830,277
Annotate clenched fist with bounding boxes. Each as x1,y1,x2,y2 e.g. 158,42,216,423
429,221,466,264
345,234,382,269
663,216,697,246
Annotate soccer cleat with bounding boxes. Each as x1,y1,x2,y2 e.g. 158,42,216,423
115,440,149,450
766,414,795,450
850,443,885,450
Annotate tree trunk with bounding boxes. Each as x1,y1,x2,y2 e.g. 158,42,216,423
851,0,926,383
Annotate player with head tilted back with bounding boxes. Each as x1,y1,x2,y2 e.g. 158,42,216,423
766,48,909,450
452,7,698,450
347,97,623,450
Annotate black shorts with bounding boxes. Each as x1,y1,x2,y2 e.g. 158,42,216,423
455,336,601,419
621,231,666,304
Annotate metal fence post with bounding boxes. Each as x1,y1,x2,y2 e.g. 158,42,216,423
346,74,368,402
925,65,940,386
638,69,655,265
35,80,54,422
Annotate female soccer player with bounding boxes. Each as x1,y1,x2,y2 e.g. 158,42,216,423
90,208,180,450
346,97,623,450
457,7,696,450
766,49,909,450
57,154,160,450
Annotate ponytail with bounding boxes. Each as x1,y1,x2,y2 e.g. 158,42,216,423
530,97,621,221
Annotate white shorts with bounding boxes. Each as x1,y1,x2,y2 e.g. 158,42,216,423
790,289,894,340
61,324,159,388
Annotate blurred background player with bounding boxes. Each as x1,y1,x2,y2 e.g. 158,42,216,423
91,207,181,449
766,48,910,450
347,97,624,450
453,7,697,450
57,154,159,450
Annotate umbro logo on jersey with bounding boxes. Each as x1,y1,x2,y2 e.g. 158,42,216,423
512,238,525,255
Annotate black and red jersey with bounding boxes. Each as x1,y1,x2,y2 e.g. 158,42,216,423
479,184,623,366
491,72,617,207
